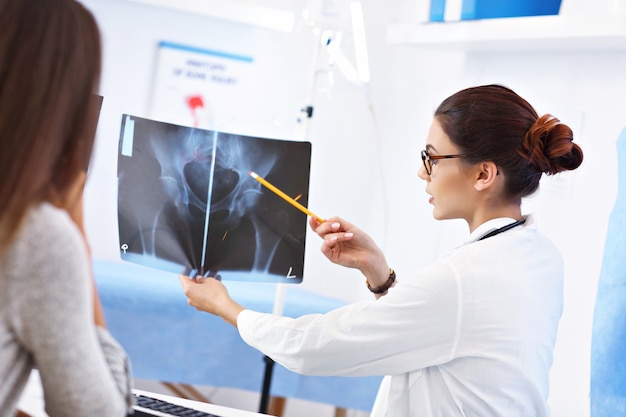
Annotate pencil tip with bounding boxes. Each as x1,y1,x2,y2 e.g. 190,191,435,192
249,171,257,178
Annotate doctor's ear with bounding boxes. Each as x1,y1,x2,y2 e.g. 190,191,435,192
474,161,499,191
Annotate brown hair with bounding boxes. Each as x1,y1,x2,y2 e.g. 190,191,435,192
0,0,102,251
435,84,583,202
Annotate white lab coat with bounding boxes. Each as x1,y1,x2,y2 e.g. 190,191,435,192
237,215,562,417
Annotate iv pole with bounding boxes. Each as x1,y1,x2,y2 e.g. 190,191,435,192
257,27,323,416
257,1,369,412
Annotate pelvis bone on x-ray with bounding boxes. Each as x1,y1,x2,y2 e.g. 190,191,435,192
117,114,312,283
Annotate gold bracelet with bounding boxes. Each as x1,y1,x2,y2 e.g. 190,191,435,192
366,268,396,294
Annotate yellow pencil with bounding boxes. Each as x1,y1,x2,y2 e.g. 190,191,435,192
249,171,324,223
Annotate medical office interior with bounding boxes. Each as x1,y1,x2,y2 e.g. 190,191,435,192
17,0,626,416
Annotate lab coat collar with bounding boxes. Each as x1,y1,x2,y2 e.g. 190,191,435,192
466,214,533,244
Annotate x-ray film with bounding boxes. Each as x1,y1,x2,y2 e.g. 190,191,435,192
117,114,311,283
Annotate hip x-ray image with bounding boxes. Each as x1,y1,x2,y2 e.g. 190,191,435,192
117,114,312,283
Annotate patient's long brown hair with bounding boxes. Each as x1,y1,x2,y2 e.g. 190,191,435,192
0,0,102,252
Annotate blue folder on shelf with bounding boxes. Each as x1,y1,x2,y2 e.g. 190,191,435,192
429,0,561,22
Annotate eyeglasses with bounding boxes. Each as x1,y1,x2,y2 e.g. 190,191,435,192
420,149,466,175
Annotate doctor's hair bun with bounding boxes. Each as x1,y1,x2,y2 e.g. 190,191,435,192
520,114,584,175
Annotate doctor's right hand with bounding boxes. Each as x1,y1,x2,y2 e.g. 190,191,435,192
308,216,390,288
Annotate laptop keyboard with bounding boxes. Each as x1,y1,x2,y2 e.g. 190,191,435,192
131,393,221,417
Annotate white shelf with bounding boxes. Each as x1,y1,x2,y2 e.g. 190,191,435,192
386,14,626,52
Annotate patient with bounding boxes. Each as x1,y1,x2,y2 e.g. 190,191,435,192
0,1,132,416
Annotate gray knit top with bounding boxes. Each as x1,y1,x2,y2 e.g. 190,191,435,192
0,203,132,417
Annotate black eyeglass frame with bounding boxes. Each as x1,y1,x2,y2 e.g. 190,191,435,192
420,149,466,175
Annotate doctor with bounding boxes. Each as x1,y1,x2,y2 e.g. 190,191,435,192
180,84,583,417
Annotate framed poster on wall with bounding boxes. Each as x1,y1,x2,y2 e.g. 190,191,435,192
149,41,256,130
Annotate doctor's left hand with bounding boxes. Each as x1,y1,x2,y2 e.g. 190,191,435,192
179,275,245,327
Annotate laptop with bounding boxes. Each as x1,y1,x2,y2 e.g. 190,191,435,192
130,392,221,417
128,390,272,417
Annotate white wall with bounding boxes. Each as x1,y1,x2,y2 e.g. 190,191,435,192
80,0,626,416
81,0,388,302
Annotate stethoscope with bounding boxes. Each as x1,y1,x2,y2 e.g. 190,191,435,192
477,218,527,241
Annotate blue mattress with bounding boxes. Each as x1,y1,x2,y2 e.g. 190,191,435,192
94,260,381,411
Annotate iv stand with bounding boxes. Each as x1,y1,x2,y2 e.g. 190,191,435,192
257,1,370,408
257,28,324,415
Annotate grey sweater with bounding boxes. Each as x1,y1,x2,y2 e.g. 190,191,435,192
0,203,132,417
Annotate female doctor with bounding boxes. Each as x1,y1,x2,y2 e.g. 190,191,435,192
179,84,584,417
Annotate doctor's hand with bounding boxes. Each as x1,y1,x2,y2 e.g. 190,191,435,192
179,275,245,327
309,216,390,289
